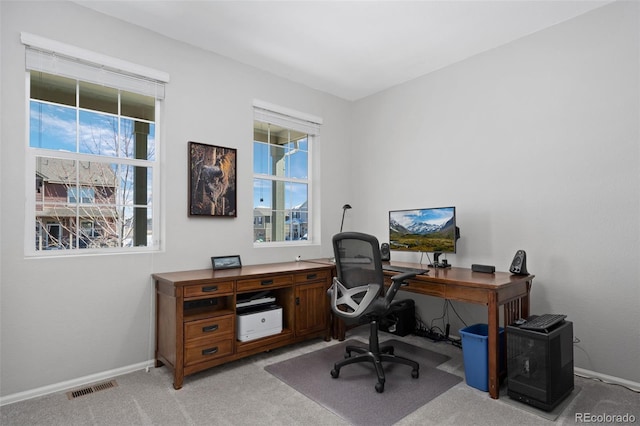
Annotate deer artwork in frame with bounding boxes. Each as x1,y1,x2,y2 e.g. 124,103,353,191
188,141,237,217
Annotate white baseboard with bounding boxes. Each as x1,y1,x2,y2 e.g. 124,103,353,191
574,367,640,392
3,362,637,406
0,360,155,407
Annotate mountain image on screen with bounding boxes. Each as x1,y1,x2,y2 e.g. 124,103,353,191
389,207,456,253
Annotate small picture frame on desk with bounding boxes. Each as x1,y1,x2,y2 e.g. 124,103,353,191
211,255,242,270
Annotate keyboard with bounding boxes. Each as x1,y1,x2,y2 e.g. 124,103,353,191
519,314,567,332
382,265,428,275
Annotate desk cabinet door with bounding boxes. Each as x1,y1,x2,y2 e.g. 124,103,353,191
294,281,328,336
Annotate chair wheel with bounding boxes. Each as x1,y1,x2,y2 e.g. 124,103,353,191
375,382,384,393
412,369,419,379
330,368,340,378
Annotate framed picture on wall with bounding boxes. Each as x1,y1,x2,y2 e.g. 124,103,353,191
189,141,237,217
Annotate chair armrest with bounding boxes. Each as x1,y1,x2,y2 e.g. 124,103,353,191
329,277,383,319
384,271,418,304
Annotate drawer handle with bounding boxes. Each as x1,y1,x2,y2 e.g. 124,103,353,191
261,279,274,286
202,347,219,356
202,324,219,333
202,285,218,292
306,273,317,279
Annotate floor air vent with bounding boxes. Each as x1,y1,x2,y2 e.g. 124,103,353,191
66,380,118,400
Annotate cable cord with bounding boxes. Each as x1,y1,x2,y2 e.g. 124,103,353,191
446,300,468,328
431,300,468,333
429,300,449,335
414,306,462,348
573,372,640,394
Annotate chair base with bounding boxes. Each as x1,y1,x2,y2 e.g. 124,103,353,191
330,320,419,393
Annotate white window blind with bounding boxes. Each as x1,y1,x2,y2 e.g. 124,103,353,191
253,100,322,135
21,32,168,99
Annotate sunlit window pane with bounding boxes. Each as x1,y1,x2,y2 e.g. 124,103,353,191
30,102,77,151
79,110,117,156
254,178,272,208
119,118,155,160
285,182,308,210
286,140,308,180
253,141,270,175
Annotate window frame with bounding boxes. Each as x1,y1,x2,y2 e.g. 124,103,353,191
252,101,322,247
22,34,168,257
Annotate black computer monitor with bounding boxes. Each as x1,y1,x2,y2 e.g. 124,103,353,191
388,206,458,267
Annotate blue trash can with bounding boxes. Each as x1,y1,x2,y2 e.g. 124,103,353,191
459,323,504,391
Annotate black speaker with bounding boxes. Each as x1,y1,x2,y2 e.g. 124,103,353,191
509,250,528,275
380,243,390,261
472,264,495,274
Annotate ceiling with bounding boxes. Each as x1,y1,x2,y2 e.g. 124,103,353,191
74,1,611,101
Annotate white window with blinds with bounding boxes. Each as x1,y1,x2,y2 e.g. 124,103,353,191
22,33,169,255
253,101,322,245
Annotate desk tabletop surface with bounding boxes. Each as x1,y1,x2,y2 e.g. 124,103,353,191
383,261,534,289
152,259,534,289
152,260,334,283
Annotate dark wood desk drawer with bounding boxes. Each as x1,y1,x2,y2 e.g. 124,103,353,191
237,275,293,292
445,285,488,304
184,281,234,299
294,270,330,283
184,315,234,343
184,338,233,366
397,279,446,298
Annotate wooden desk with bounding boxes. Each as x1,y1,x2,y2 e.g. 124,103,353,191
153,261,333,389
334,261,534,400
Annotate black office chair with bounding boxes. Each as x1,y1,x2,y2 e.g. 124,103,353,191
329,232,419,393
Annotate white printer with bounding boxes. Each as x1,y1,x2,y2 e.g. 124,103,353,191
236,292,282,342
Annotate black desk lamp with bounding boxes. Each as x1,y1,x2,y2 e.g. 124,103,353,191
330,204,352,263
340,204,352,233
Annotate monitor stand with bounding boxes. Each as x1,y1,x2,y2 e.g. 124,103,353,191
429,252,451,268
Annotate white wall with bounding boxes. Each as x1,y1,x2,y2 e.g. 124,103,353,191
0,1,351,399
1,0,638,402
350,1,639,383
